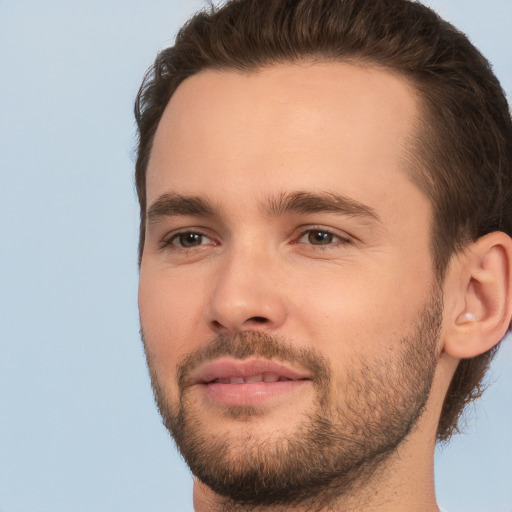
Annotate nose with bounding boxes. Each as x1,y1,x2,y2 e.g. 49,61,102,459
206,246,288,335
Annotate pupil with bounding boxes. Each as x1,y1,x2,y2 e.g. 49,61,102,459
309,231,332,244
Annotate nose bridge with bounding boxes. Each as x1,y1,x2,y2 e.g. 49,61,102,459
207,240,287,333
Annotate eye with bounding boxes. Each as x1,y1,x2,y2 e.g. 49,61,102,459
297,228,350,246
168,231,213,248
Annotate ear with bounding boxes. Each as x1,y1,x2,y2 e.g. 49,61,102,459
442,232,512,359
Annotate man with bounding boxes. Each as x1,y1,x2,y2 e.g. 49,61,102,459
134,0,512,510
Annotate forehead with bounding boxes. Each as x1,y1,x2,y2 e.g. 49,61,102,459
146,61,425,224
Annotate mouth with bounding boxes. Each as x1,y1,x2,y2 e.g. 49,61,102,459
190,358,312,407
193,358,311,384
208,373,299,384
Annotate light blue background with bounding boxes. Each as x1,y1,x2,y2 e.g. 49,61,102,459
0,1,510,511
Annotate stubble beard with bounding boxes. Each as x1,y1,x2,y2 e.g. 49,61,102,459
142,291,442,510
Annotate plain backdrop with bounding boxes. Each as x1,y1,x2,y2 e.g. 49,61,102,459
0,1,511,511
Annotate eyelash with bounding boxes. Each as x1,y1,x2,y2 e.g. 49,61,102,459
160,226,352,252
161,230,215,250
295,226,352,248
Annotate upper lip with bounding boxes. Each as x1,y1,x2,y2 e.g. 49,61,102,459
190,358,312,384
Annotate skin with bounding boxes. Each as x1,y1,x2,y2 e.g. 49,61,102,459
138,61,505,511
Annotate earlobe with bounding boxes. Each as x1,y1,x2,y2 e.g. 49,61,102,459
444,232,512,359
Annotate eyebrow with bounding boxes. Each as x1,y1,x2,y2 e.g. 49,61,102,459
147,191,381,224
147,193,215,223
264,191,381,223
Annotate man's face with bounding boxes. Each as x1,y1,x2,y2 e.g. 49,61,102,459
139,62,442,506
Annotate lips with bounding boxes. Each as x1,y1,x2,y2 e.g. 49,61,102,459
192,358,311,384
190,358,312,407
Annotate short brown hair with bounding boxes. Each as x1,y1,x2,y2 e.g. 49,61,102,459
134,0,512,441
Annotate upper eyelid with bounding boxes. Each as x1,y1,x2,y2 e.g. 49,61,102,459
296,225,353,241
163,227,213,240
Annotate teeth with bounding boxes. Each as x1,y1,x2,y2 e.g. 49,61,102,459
245,375,263,383
211,373,293,384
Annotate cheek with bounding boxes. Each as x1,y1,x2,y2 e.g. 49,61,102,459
292,263,432,359
138,267,207,376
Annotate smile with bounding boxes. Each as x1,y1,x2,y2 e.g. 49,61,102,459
191,358,312,407
192,358,311,384
209,373,297,384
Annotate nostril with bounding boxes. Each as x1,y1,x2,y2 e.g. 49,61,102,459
209,316,268,332
249,316,268,324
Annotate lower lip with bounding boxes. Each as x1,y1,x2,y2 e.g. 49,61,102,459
200,380,310,407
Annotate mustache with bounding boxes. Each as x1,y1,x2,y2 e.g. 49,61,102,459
176,331,331,391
